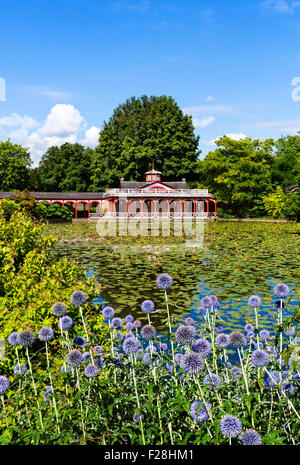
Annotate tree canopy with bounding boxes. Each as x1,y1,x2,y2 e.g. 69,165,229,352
91,95,200,190
271,134,300,188
33,143,93,192
0,140,32,191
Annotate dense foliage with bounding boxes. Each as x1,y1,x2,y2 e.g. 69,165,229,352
0,141,32,191
90,95,200,190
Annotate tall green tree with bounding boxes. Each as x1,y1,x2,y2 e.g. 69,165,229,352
271,134,300,188
35,143,94,192
0,140,32,191
197,136,275,217
91,95,200,189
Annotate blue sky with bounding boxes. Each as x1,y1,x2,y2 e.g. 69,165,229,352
1,0,300,165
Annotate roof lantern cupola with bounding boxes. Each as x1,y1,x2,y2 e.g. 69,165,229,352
145,162,162,183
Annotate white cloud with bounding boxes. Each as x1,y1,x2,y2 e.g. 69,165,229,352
241,119,300,132
205,95,215,102
223,133,247,140
192,116,216,128
0,104,98,165
24,86,73,101
79,126,100,146
260,0,294,14
200,133,247,149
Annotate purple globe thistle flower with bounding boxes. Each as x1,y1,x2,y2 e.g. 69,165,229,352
141,325,156,341
190,400,211,422
52,302,67,317
220,414,242,438
285,327,295,337
141,300,155,313
210,295,220,308
126,322,134,331
175,326,195,346
133,320,142,329
38,327,54,342
201,296,213,309
133,413,144,423
156,273,173,290
102,306,115,319
111,317,123,329
185,317,194,326
83,352,92,362
244,323,254,333
74,336,88,347
146,345,157,353
84,364,99,378
67,349,83,367
282,370,290,379
93,345,103,354
94,357,104,368
142,353,152,365
281,381,295,396
193,338,212,357
159,343,168,352
196,307,206,315
0,376,10,395
251,350,270,367
71,290,87,307
13,363,27,376
122,337,140,355
43,386,53,401
114,332,124,341
181,352,204,375
8,332,19,346
174,353,183,365
58,316,73,331
215,333,229,348
274,283,290,299
216,325,224,333
203,373,222,390
124,333,135,339
230,367,242,380
165,363,174,372
248,295,261,308
240,429,262,445
264,371,280,388
18,330,35,347
125,315,134,323
60,365,71,373
229,332,247,348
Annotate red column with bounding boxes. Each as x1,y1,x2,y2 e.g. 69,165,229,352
75,202,78,218
113,198,116,217
88,201,90,217
214,200,217,217
193,199,196,217
206,199,209,217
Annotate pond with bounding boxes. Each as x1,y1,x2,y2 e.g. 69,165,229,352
49,221,300,335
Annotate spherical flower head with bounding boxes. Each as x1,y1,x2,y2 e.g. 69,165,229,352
67,349,83,367
18,330,35,347
0,376,10,395
133,413,144,423
229,331,247,348
220,414,242,438
52,302,67,317
240,429,262,445
126,322,134,331
94,357,104,368
60,365,71,373
181,352,204,375
111,317,123,329
142,353,152,365
93,345,103,355
175,326,195,346
125,315,134,323
58,316,73,331
210,295,220,308
248,295,261,308
38,326,54,342
8,332,19,346
122,337,140,355
196,307,206,315
102,306,115,319
281,381,295,396
159,343,168,352
190,400,211,423
156,273,173,290
231,367,242,380
185,317,194,326
251,349,270,367
174,353,183,365
83,352,92,362
124,332,135,339
259,329,270,340
146,345,157,353
203,373,222,390
71,290,87,307
141,300,155,313
193,338,212,357
215,333,229,348
201,296,213,309
74,336,87,347
264,370,280,388
141,325,156,341
14,363,27,376
244,323,254,333
114,332,124,341
274,282,290,299
84,364,99,378
133,320,142,329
